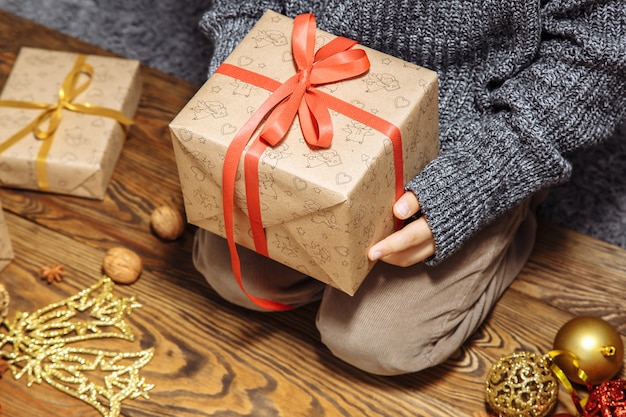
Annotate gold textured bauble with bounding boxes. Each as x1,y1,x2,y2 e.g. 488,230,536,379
485,351,559,417
553,316,624,386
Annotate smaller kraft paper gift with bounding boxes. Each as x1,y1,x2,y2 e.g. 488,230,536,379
0,47,142,199
0,203,14,272
170,11,439,300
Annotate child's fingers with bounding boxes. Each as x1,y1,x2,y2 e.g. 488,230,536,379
393,191,421,220
377,238,435,267
368,217,433,263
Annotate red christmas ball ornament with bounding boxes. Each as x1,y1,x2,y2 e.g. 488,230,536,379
584,379,626,416
553,316,624,386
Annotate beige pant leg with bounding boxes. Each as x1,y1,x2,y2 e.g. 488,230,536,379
193,230,326,311
316,196,539,375
194,195,540,375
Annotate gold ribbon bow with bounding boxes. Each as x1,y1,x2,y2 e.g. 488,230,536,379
0,53,135,191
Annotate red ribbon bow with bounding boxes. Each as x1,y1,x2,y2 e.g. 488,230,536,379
257,14,370,148
218,14,370,310
217,14,405,310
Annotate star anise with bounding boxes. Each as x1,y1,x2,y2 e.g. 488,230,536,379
39,264,65,284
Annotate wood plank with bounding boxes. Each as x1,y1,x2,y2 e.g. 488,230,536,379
513,220,626,328
2,211,479,417
2,9,626,417
0,9,194,251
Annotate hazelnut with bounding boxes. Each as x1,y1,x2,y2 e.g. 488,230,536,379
103,247,143,284
0,283,9,322
150,205,185,241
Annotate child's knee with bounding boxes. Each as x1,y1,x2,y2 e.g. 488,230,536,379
317,314,461,376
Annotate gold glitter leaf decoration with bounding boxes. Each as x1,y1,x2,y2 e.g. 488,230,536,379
0,277,154,417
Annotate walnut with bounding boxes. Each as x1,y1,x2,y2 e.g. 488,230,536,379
150,205,185,241
103,247,143,284
0,283,9,322
40,264,64,284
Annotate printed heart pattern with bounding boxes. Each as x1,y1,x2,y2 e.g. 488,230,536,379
293,177,307,191
238,56,253,67
172,12,439,292
336,172,352,185
191,166,205,182
394,96,410,108
221,123,237,135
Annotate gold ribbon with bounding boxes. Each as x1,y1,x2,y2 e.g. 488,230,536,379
0,53,135,191
548,350,589,415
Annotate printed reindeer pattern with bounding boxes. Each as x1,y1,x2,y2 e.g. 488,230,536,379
174,11,439,290
190,100,228,120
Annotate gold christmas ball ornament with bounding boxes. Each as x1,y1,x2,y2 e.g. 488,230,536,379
485,351,559,417
553,316,624,386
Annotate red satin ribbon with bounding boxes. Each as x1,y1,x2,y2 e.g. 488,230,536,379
218,13,404,310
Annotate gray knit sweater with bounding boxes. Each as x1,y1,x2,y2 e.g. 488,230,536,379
199,0,626,265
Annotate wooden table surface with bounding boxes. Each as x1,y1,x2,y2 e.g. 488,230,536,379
1,10,626,417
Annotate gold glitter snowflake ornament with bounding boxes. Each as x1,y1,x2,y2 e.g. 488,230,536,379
0,277,154,417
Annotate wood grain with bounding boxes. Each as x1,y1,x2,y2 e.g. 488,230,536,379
1,9,625,417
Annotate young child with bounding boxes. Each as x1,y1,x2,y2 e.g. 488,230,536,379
193,0,626,375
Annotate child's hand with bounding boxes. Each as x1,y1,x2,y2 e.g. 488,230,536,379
367,191,435,267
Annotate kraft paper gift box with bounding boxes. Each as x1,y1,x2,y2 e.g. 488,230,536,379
0,204,14,272
0,47,141,199
170,10,439,295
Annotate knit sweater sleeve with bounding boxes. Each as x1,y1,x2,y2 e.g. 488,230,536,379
406,0,626,264
199,0,626,265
